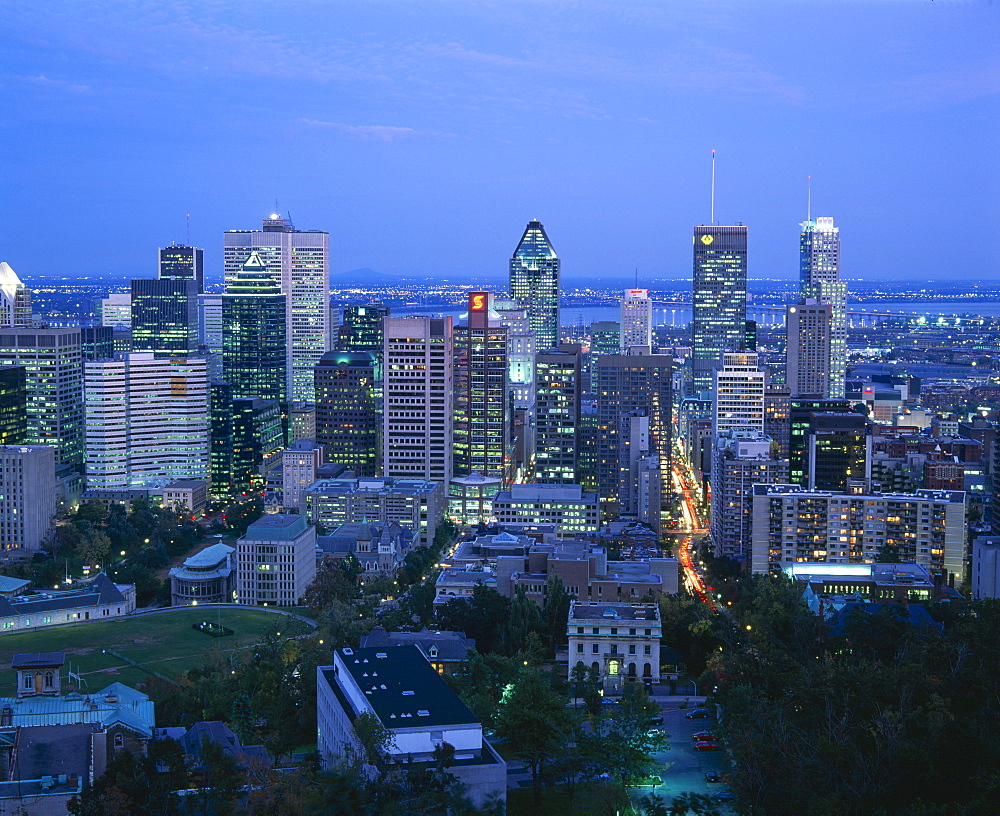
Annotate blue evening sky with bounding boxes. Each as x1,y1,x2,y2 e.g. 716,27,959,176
1,1,997,286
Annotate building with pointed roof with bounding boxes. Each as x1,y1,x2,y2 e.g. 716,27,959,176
0,574,135,634
510,220,560,351
0,263,31,328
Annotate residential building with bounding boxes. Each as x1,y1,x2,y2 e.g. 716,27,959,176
0,366,26,446
130,278,198,357
749,484,966,581
0,328,84,470
620,289,653,350
0,445,56,552
453,292,509,481
282,439,324,512
224,214,330,403
222,250,287,404
0,262,31,327
786,298,833,397
692,224,748,393
84,353,209,489
235,514,316,606
169,543,235,606
567,602,661,692
800,217,847,398
317,646,506,809
383,316,453,484
100,293,132,327
492,483,599,537
710,429,788,561
510,220,560,351
361,627,475,675
305,476,444,546
0,574,136,633
314,350,381,476
535,344,582,484
713,352,765,435
159,244,204,292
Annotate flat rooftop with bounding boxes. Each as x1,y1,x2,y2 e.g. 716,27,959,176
569,603,660,623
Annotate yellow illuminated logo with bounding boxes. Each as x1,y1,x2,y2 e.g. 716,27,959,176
700,234,714,245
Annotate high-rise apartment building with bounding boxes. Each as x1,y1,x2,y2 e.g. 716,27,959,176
713,352,765,435
0,263,31,327
0,366,27,446
224,214,330,403
159,244,204,293
84,353,209,489
314,350,381,476
620,289,653,351
0,445,56,552
786,299,833,398
222,250,287,404
130,279,198,358
692,225,747,393
800,217,847,399
510,220,560,352
382,316,453,484
0,328,83,470
535,344,582,484
453,292,509,481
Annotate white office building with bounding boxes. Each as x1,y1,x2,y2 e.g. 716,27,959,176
235,514,316,606
100,293,132,328
713,352,766,435
197,293,223,352
0,445,57,552
620,288,653,351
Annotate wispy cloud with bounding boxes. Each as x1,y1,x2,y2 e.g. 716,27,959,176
22,74,90,92
299,119,446,142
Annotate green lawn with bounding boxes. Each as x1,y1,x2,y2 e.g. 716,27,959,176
507,781,632,816
0,607,310,696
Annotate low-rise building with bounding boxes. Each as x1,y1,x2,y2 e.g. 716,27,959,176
282,439,325,512
161,479,209,514
169,542,235,606
235,515,316,606
0,575,135,635
361,627,475,675
448,471,502,525
434,569,498,607
317,646,505,810
318,521,413,576
492,483,599,537
567,602,662,693
782,561,941,602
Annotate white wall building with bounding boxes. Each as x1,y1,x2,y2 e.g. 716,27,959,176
235,514,316,606
282,439,324,512
197,293,223,352
100,293,132,328
567,602,661,693
972,536,1000,600
713,352,766,435
620,288,653,351
0,263,32,327
83,353,209,489
786,299,833,398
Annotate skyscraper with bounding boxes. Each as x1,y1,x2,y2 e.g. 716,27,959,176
100,293,132,328
224,214,330,403
0,263,31,327
382,316,454,484
800,217,847,398
0,366,27,446
713,352,765,436
159,244,204,293
223,250,287,404
453,292,509,481
510,220,560,352
692,225,747,393
314,350,381,476
620,289,653,350
786,299,833,398
337,305,390,356
130,278,198,357
534,344,582,484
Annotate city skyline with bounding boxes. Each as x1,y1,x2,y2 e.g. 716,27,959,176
2,2,996,285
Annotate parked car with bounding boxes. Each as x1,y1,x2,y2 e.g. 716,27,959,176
647,715,664,725
705,772,723,783
692,731,718,742
694,741,721,751
686,708,711,719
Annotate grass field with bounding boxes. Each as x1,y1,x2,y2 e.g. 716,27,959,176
0,607,310,696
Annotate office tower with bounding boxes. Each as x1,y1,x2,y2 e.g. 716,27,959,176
0,367,27,446
710,429,788,561
789,398,856,486
453,292,509,481
804,412,870,491
620,289,653,350
83,353,209,489
337,305,390,355
494,300,536,409
383,316,453,484
130,279,198,357
692,225,747,393
224,214,330,403
232,397,283,495
713,352,765,435
235,515,316,606
222,250,287,404
289,403,316,444
750,484,966,581
510,220,560,352
198,294,223,352
282,440,324,512
0,263,31,327
159,244,204,293
0,328,83,470
786,299,833,398
534,344,582,484
209,380,235,500
0,444,56,552
589,321,620,380
314,351,381,476
764,385,791,460
595,348,673,518
800,217,847,398
81,327,114,361
100,293,132,328
743,320,757,352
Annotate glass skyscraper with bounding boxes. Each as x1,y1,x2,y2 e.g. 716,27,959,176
800,217,846,399
692,225,748,394
130,278,198,358
534,344,582,484
159,244,204,293
314,350,381,477
222,250,287,405
510,220,560,352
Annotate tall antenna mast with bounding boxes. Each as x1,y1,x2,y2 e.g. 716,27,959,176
635,267,638,288
186,213,191,244
807,176,812,222
710,150,716,224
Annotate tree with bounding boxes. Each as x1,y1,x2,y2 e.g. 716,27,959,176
77,528,111,570
543,575,573,649
303,560,358,613
435,583,512,655
588,682,668,788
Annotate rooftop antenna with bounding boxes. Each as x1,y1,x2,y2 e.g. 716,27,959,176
807,176,812,222
710,149,716,225
185,213,191,245
635,267,639,288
